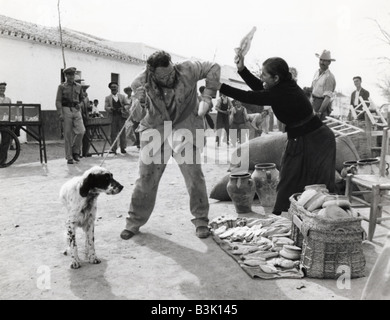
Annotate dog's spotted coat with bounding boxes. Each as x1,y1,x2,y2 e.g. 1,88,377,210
60,166,123,269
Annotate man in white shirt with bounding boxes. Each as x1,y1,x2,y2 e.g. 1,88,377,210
310,50,336,121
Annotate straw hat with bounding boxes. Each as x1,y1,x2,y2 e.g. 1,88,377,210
315,50,336,61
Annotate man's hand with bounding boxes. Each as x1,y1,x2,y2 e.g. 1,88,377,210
134,86,146,104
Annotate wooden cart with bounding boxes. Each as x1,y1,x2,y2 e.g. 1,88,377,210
0,103,47,167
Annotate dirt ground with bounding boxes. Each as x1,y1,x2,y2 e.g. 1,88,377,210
0,137,389,301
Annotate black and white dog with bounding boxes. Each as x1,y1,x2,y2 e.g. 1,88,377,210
60,166,123,269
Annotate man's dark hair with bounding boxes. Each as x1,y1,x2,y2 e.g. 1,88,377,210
199,86,206,93
147,51,172,71
93,99,99,103
353,76,362,81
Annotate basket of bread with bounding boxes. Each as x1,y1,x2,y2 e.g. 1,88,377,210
288,185,366,279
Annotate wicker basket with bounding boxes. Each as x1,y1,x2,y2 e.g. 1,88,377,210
289,194,366,279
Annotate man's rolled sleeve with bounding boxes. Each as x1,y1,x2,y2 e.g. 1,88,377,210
191,61,221,99
323,75,336,98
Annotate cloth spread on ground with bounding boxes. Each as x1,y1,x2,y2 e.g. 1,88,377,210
209,215,305,280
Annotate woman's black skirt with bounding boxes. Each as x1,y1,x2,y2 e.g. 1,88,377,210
274,124,336,213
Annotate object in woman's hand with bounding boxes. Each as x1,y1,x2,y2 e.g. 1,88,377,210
198,101,209,117
234,26,257,57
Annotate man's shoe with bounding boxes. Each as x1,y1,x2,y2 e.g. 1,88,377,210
73,154,81,162
82,153,92,158
67,159,74,164
196,226,210,239
109,149,117,155
120,229,135,240
121,149,127,154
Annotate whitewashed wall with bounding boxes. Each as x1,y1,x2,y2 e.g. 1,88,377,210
0,36,146,111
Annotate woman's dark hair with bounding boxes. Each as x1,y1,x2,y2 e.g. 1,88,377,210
262,57,292,82
147,51,172,72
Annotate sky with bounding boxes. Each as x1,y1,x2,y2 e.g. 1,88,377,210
1,0,390,104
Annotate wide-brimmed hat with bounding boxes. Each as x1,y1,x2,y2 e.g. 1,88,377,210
81,82,90,89
123,86,133,93
315,50,336,61
74,74,84,82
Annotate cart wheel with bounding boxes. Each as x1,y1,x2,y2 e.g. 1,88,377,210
0,127,20,168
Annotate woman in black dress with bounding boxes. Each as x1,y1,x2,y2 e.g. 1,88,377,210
218,54,336,215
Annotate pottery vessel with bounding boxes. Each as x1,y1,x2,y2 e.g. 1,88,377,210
226,173,256,213
251,163,279,208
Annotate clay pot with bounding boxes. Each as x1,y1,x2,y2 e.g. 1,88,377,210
226,173,256,214
356,158,380,175
280,245,301,260
251,163,279,207
341,160,358,178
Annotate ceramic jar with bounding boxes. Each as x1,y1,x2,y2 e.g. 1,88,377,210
341,160,358,178
226,173,256,214
251,163,280,208
356,158,380,175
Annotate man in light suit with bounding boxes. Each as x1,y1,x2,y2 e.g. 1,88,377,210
104,82,129,154
350,76,370,120
119,50,220,240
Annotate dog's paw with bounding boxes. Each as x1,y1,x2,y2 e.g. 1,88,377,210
88,256,101,265
70,261,81,269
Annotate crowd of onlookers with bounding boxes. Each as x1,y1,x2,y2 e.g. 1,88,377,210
206,91,271,148
55,67,142,164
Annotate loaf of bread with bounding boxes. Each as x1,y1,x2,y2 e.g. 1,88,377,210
297,189,318,207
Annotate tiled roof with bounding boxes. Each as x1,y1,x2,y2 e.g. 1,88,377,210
0,14,144,64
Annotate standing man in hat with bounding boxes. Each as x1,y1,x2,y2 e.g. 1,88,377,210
310,50,336,121
104,82,129,154
55,67,86,164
